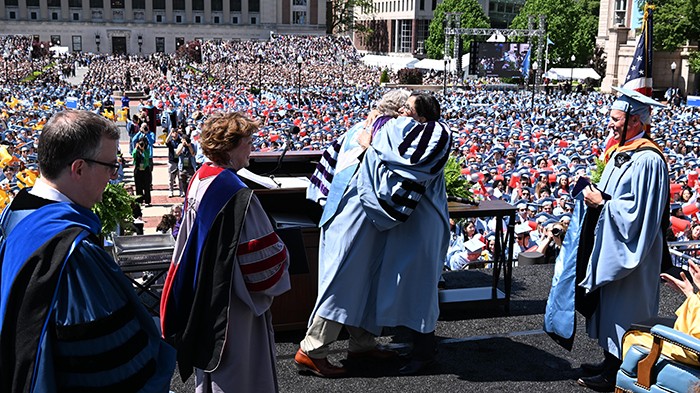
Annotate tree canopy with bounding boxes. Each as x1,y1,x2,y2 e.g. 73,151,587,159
510,0,599,68
650,0,700,51
424,0,491,59
329,0,375,34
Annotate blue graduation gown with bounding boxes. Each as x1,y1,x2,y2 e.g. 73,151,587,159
0,197,175,393
544,148,668,357
359,117,451,333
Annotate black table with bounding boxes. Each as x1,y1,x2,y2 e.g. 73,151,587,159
439,199,516,312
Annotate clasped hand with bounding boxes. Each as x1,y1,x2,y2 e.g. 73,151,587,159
582,185,604,208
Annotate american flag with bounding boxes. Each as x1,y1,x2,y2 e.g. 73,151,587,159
621,4,654,96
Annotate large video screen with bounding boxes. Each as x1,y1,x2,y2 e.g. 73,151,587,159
471,42,531,78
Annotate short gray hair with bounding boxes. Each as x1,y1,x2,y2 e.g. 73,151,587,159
375,89,411,117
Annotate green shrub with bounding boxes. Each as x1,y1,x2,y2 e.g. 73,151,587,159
380,69,390,84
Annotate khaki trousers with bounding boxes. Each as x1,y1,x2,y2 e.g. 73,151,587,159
300,315,377,358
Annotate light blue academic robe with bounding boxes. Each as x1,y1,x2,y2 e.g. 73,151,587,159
358,117,451,334
582,149,668,357
307,120,387,336
545,148,668,358
309,117,450,336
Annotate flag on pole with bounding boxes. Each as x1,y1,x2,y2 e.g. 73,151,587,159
621,4,654,96
521,47,531,79
602,3,655,161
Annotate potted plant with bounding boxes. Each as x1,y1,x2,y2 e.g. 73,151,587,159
92,182,136,246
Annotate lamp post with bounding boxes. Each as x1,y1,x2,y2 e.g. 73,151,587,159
531,61,538,109
570,54,576,91
3,51,9,82
296,54,303,105
340,56,345,87
671,61,677,90
235,55,239,85
443,58,448,95
137,35,143,53
95,34,100,53
257,48,264,98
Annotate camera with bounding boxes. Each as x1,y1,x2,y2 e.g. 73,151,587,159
551,227,564,239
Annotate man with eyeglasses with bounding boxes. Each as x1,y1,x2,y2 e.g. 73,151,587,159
0,110,175,393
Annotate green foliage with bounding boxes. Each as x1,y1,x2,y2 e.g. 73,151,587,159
590,157,606,184
92,183,136,237
510,0,598,69
444,156,474,200
690,51,700,74
425,0,490,60
651,0,700,51
329,0,375,33
379,69,390,83
397,68,424,85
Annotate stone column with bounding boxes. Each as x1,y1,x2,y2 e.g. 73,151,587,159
600,26,629,93
39,0,47,19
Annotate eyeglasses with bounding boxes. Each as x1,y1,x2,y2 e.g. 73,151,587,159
82,158,120,176
401,104,415,112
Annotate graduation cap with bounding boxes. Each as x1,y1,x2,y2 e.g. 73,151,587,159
610,86,666,145
543,218,559,228
514,199,529,209
465,237,486,253
515,222,532,235
539,197,555,206
534,212,554,223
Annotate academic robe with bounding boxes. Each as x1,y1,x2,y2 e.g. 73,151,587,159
359,117,451,334
545,144,669,357
0,190,175,393
307,117,394,336
160,163,290,393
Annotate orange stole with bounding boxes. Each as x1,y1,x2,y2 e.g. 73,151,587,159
601,136,663,164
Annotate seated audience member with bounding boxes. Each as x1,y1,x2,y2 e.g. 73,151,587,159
622,262,700,367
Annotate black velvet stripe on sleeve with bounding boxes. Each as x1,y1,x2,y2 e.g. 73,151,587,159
55,329,148,373
410,122,435,164
430,148,452,176
401,179,426,194
427,130,450,174
55,303,135,341
57,358,156,393
398,123,425,156
379,199,409,222
391,193,419,210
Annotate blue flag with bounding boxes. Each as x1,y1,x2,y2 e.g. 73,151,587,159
521,48,531,79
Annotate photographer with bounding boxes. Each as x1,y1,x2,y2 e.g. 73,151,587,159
132,136,152,206
175,134,197,196
165,128,183,197
536,220,567,264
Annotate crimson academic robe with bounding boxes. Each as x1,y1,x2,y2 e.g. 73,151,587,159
161,163,290,393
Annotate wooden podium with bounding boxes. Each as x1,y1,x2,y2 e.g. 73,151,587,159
254,186,322,332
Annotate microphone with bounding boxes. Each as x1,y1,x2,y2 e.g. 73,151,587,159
264,125,301,176
447,195,480,206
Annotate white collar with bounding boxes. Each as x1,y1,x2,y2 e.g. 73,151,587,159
29,177,73,203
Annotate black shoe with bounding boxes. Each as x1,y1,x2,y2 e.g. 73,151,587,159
399,358,434,376
580,361,605,375
577,373,615,392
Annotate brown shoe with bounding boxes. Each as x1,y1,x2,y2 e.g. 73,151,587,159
294,348,347,378
347,347,399,361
